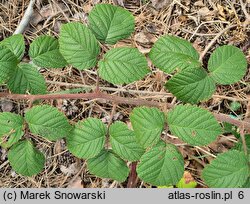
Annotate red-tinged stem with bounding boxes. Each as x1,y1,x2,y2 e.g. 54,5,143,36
0,91,250,132
127,162,138,188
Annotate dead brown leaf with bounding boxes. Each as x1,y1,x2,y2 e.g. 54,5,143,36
194,1,204,7
31,3,68,26
134,31,157,53
67,177,83,188
183,171,196,184
151,0,172,10
60,163,79,175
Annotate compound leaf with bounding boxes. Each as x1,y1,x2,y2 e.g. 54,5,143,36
0,45,18,84
165,68,216,104
109,121,144,161
87,149,129,182
7,63,46,94
208,45,247,85
149,35,200,74
25,105,72,141
0,112,24,148
67,118,106,159
202,150,249,187
98,47,149,84
130,107,165,148
137,141,184,186
29,35,67,68
8,140,45,176
59,22,100,70
0,34,25,60
88,4,135,44
167,104,222,146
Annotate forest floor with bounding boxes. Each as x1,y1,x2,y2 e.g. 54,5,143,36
0,0,249,188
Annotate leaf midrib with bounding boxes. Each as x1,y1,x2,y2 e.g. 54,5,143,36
209,51,239,73
169,123,220,133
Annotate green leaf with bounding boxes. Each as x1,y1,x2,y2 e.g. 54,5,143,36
98,47,150,85
229,101,241,111
223,122,240,138
176,171,197,188
0,34,25,60
87,149,129,182
25,105,72,141
202,150,249,187
167,104,222,146
242,177,250,188
88,4,135,44
7,63,46,94
8,140,45,176
149,35,200,74
165,68,216,104
0,45,18,84
67,118,106,159
130,107,165,148
137,141,184,186
59,22,100,70
0,112,24,148
29,35,67,68
233,134,250,152
208,45,247,85
109,121,144,161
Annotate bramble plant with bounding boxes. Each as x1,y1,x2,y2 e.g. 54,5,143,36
0,4,249,188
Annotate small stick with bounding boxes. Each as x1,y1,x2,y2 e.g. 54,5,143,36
0,160,9,169
240,98,250,156
240,126,248,156
14,0,36,34
95,74,100,93
194,146,216,158
240,0,250,21
199,24,237,62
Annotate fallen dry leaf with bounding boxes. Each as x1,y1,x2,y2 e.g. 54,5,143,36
134,31,156,44
31,3,68,26
0,100,13,112
197,7,211,17
194,1,204,7
60,163,79,175
151,0,172,10
67,177,83,188
134,31,157,53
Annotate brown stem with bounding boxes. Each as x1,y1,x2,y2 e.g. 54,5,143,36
213,113,250,132
127,162,138,188
0,92,164,108
0,91,250,132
